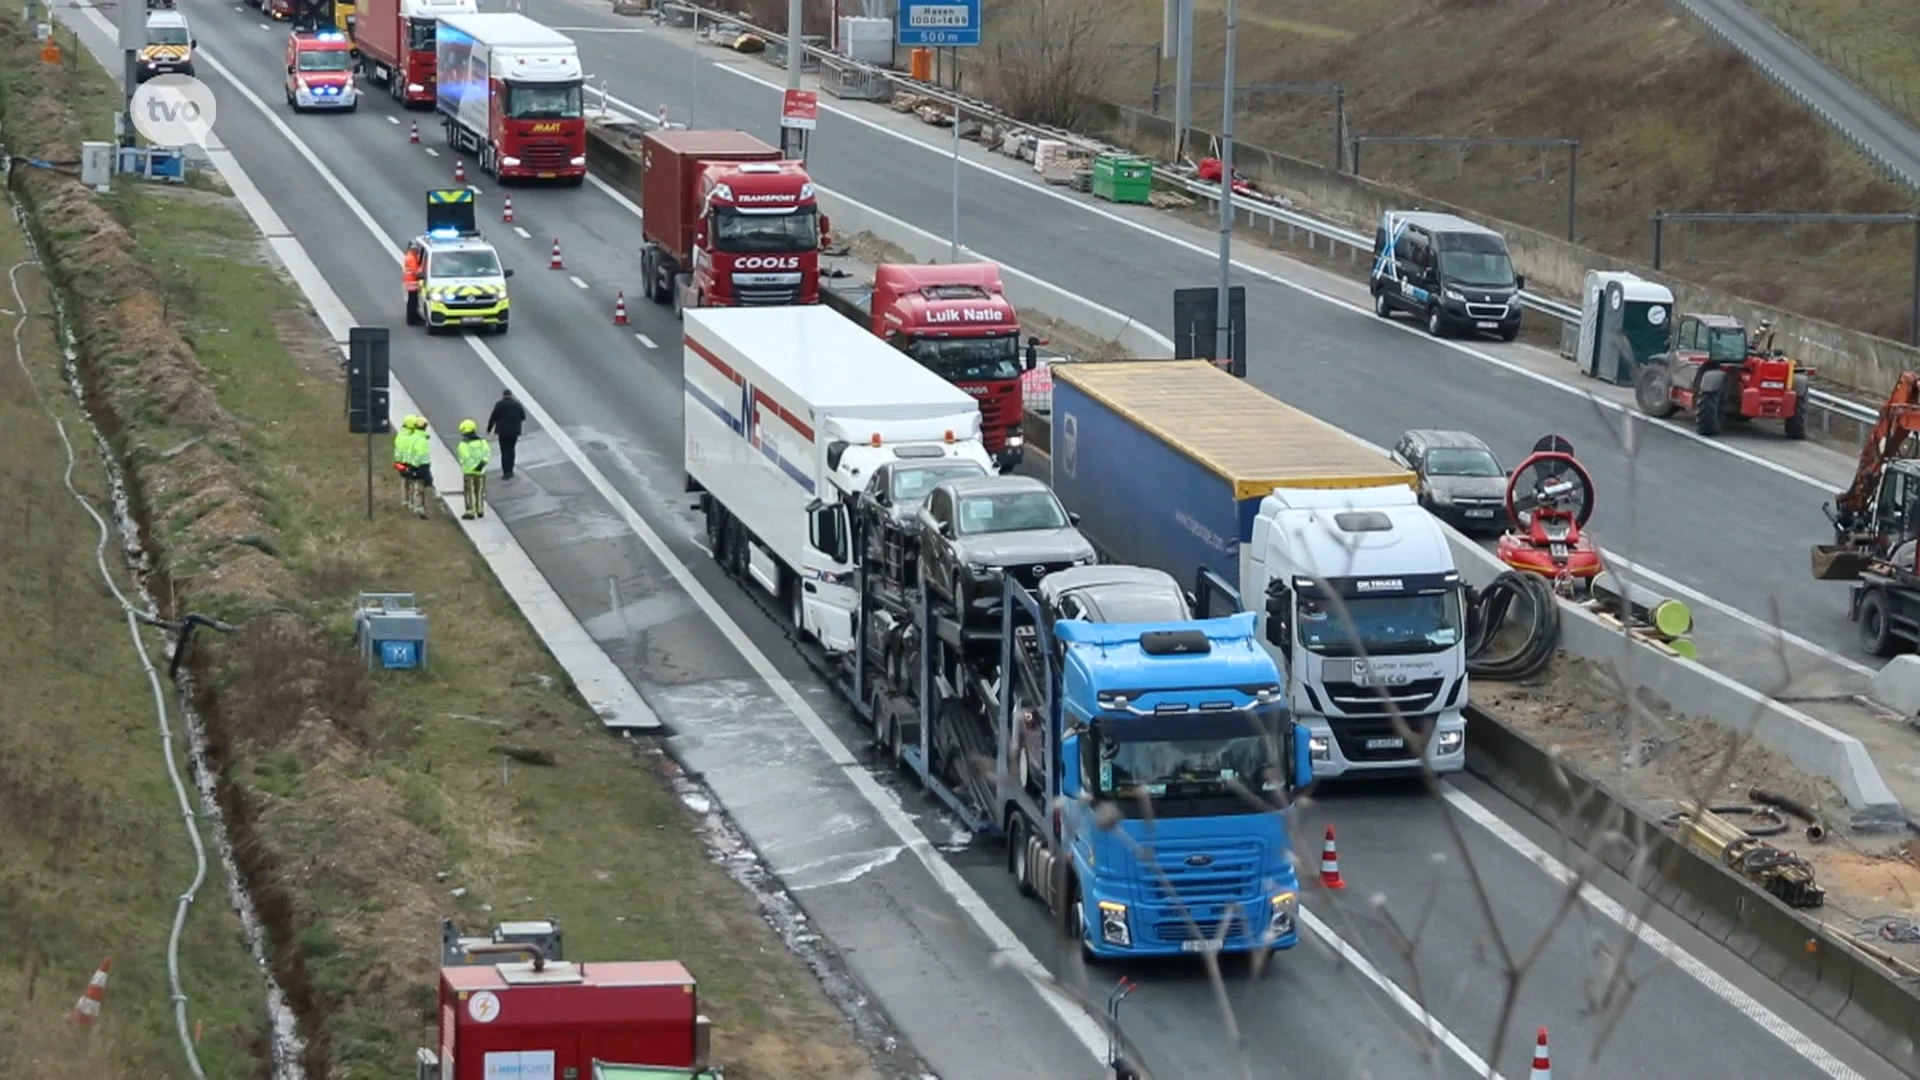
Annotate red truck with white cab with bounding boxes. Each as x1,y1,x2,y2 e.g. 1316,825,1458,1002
355,0,473,107
639,129,827,315
435,12,586,183
822,259,1036,469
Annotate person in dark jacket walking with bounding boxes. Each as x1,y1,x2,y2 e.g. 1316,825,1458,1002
486,389,527,479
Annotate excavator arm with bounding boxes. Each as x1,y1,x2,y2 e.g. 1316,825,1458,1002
1813,371,1920,580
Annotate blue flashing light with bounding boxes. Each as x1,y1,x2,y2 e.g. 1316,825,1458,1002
315,31,346,40
427,227,461,239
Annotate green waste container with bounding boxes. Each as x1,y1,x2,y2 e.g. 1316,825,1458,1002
1092,154,1153,204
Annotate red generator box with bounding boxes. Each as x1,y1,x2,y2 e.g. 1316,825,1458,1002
436,959,704,1079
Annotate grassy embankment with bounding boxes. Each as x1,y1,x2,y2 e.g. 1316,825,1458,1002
981,0,1919,348
0,17,871,1080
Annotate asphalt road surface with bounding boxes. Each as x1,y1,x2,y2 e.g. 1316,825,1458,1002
60,2,1908,1077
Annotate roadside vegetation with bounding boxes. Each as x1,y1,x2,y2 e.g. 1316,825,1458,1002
1749,0,1920,126
975,0,1919,348
0,18,874,1080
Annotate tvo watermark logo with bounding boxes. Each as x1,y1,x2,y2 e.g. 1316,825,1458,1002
130,75,217,147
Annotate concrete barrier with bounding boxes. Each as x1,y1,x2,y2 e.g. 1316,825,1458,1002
1468,711,1920,1074
585,118,1905,826
1868,655,1920,716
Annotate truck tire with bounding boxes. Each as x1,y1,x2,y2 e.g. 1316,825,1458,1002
1695,390,1723,436
786,568,813,642
704,497,725,561
1785,392,1808,440
1372,288,1392,319
1007,816,1035,897
1425,305,1448,338
1634,363,1678,418
1860,590,1900,657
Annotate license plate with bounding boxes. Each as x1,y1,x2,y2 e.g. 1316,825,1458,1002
1181,939,1224,953
1366,737,1405,750
1476,321,1498,329
538,172,556,178
1465,508,1495,518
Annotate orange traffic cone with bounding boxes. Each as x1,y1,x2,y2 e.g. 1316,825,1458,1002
502,196,514,222
409,120,419,144
454,159,466,184
1318,825,1345,889
613,291,629,325
549,239,564,269
68,956,111,1025
1530,1026,1551,1079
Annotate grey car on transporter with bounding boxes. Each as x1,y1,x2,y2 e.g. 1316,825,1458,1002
1390,429,1509,535
917,474,1097,619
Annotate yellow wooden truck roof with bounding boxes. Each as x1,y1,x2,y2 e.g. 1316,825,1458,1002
1051,360,1414,500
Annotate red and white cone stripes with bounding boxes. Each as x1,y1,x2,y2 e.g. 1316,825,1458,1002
1318,825,1345,889
502,196,514,223
613,291,629,325
548,239,564,269
1530,1026,1551,1080
68,956,111,1025
409,121,419,144
454,159,466,184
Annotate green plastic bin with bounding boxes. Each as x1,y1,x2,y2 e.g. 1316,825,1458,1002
1092,154,1153,204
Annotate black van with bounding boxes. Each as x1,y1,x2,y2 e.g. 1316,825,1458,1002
1368,211,1525,341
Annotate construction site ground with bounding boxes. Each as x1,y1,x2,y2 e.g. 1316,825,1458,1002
973,0,1919,345
0,22,878,1080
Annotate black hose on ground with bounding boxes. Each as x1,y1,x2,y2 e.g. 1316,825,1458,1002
1465,571,1561,680
1749,786,1830,842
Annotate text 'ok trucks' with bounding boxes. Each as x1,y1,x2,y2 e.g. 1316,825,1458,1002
1049,360,1470,781
435,12,587,183
421,917,719,1080
639,129,826,315
355,0,474,107
822,258,1035,471
682,307,1313,959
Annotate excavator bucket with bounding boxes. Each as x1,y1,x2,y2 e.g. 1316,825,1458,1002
1811,544,1873,581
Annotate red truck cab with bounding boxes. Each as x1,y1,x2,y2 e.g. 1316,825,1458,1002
868,263,1033,468
639,130,828,314
355,0,476,107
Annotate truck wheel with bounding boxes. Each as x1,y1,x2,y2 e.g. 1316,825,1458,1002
1008,816,1036,898
1634,364,1678,418
704,498,724,561
1695,390,1723,436
1860,591,1900,657
1785,393,1808,440
1371,288,1392,319
1425,305,1448,338
786,569,813,642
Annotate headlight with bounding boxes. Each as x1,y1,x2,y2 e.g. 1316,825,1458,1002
1428,488,1453,505
1005,434,1024,448
1073,556,1095,567
1098,900,1130,947
1267,891,1297,940
407,82,425,93
502,156,521,167
1308,736,1331,761
570,155,587,167
965,562,991,575
1444,288,1465,302
1436,730,1464,754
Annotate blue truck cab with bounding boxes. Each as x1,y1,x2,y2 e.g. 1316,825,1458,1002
1042,611,1310,959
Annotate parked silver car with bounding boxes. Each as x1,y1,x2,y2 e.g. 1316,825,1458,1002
1390,429,1508,535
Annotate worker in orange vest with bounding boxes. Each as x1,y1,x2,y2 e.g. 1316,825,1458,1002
403,244,424,326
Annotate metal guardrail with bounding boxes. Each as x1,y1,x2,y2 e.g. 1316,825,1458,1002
653,1,1881,429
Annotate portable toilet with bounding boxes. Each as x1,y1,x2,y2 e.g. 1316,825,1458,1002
1577,271,1673,385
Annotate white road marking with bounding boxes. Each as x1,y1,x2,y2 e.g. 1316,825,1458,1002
1442,787,1864,1080
695,62,1843,497
569,275,589,290
188,38,1114,1065
513,226,531,239
386,115,399,124
587,172,644,219
423,146,439,157
637,333,656,349
589,79,1875,680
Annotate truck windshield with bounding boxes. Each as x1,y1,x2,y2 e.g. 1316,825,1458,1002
505,82,583,120
892,462,986,505
1094,709,1285,813
712,206,819,254
147,26,190,45
906,334,1022,382
1295,591,1463,657
406,18,435,52
429,251,501,278
1436,249,1515,289
956,491,1066,535
297,49,352,72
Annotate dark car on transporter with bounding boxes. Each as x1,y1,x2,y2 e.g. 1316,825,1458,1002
1390,429,1509,535
917,474,1096,620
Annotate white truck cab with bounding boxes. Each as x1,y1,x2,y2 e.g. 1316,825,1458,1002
1240,485,1469,778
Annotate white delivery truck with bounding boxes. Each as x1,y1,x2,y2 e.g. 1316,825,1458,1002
684,307,995,651
434,12,586,183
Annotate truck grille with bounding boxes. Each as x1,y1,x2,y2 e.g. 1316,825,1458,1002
1464,301,1509,320
735,285,799,305
1332,715,1436,762
521,140,573,170
978,389,1013,427
1320,677,1444,717
1154,913,1257,944
1002,560,1077,590
1142,838,1262,904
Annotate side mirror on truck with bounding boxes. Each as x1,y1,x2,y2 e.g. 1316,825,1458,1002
1514,273,1527,291
1290,722,1313,791
819,213,832,249
693,221,708,248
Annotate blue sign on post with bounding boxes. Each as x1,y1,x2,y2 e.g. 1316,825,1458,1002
379,639,421,670
896,0,980,47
